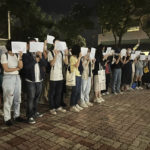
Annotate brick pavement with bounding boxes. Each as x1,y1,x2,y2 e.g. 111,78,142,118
0,89,150,150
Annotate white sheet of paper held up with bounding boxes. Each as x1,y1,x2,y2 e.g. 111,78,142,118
81,47,88,56
35,38,39,42
90,48,96,59
55,41,67,51
121,49,127,57
29,42,44,52
131,54,136,60
11,42,27,53
106,47,112,54
140,55,146,61
148,55,150,60
135,51,141,57
47,35,55,44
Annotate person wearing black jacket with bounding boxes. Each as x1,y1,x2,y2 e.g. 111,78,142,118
22,38,47,124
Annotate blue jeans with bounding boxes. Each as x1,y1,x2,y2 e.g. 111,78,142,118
70,76,81,106
26,81,42,119
112,69,122,93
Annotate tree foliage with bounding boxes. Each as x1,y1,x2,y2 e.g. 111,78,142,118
0,0,53,40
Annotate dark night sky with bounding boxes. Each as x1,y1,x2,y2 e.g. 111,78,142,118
39,0,95,14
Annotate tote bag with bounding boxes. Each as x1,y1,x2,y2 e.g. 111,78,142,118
66,67,76,86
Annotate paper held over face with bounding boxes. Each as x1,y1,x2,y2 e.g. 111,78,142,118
90,47,96,59
47,35,55,44
140,55,146,61
148,55,150,60
121,49,127,57
135,51,141,57
55,41,67,51
131,54,136,60
106,47,112,54
29,42,44,52
12,42,27,53
81,47,88,56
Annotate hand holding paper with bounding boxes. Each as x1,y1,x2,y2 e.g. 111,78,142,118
11,42,27,54
121,49,127,57
140,55,146,61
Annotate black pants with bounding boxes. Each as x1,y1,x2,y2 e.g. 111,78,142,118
102,74,111,93
49,80,63,110
26,81,43,119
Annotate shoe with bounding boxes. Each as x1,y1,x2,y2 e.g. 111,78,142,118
113,92,118,95
118,92,123,95
139,86,143,90
136,87,139,90
14,117,26,122
50,109,57,115
86,102,93,107
99,97,105,102
57,107,66,113
70,106,80,112
102,93,106,96
28,117,36,124
80,102,88,108
5,119,13,126
76,104,83,110
95,98,102,103
106,92,110,95
34,112,43,118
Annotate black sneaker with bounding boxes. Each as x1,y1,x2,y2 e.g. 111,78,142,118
28,117,36,124
5,119,13,126
34,112,43,118
14,117,26,122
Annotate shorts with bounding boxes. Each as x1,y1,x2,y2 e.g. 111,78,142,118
136,68,143,77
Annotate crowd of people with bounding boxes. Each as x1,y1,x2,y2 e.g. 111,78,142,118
0,38,150,126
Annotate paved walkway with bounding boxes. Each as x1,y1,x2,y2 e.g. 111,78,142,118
0,89,150,150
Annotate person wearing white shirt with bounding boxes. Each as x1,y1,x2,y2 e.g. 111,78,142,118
48,39,68,115
1,40,25,126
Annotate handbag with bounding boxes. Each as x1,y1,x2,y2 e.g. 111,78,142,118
66,66,76,86
144,66,149,74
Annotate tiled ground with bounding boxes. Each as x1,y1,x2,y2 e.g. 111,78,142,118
0,89,150,150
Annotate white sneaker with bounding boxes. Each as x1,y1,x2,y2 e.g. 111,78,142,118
50,109,57,115
139,86,143,90
118,92,123,95
136,87,139,90
99,97,105,102
70,106,80,112
112,92,118,95
86,102,93,107
76,104,83,111
57,107,66,113
96,98,102,103
80,102,88,108
102,93,106,96
106,92,110,95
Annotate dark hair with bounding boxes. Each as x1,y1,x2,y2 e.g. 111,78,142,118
53,38,58,44
95,44,104,63
27,38,36,44
71,45,81,58
6,40,12,51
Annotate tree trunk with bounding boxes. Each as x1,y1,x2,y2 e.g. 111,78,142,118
118,35,123,49
112,31,117,48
